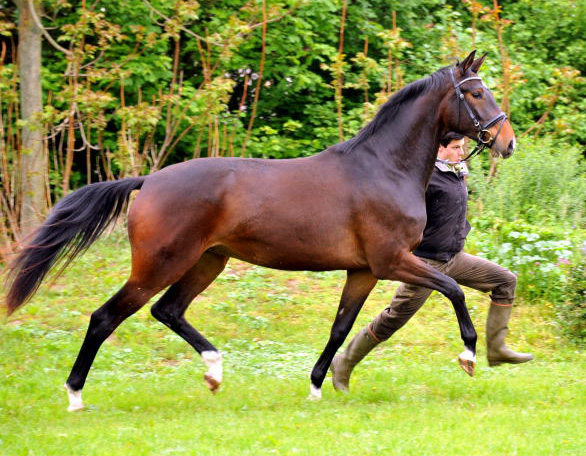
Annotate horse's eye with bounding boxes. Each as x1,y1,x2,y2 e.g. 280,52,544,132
471,91,482,99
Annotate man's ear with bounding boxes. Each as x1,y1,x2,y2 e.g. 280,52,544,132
470,52,488,73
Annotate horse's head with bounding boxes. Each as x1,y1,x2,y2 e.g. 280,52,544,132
442,51,515,159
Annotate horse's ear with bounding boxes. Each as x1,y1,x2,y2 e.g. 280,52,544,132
470,52,488,73
458,50,477,74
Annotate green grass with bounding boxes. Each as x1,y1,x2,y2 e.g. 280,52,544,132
1,230,585,455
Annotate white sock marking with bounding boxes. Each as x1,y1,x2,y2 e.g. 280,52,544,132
308,383,322,401
64,384,84,412
202,350,223,385
458,348,476,363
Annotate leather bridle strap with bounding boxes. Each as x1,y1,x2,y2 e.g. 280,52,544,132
445,68,508,164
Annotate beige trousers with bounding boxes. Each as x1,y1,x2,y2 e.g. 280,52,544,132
368,252,517,342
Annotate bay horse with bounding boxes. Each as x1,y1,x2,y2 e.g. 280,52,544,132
5,51,515,411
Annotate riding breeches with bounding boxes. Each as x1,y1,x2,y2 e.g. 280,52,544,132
367,251,517,342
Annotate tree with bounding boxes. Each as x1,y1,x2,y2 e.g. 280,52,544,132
13,0,46,235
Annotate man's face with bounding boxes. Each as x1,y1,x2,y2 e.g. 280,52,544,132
438,139,466,163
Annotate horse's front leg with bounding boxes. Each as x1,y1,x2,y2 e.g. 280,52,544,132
308,269,378,400
372,251,477,376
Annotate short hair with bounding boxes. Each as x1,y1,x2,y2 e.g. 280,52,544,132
440,132,465,147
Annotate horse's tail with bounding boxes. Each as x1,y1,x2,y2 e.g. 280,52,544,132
5,177,145,315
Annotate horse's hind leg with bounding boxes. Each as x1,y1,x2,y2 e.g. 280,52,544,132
309,269,378,400
65,281,160,411
150,251,229,393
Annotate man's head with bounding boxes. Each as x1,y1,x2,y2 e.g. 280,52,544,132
438,132,466,163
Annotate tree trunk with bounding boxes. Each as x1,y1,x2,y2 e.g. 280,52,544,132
15,0,46,235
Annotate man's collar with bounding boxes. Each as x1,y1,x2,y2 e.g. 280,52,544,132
435,161,469,176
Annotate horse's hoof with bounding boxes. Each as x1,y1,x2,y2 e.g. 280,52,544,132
67,403,84,412
64,384,84,411
204,373,221,394
459,358,476,376
202,351,223,394
307,383,322,401
458,350,476,377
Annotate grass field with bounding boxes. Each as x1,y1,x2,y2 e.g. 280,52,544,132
1,230,585,455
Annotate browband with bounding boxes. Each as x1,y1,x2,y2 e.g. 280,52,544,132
454,76,483,88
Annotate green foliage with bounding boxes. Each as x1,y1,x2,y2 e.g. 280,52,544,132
470,137,586,228
468,221,582,302
4,0,586,182
116,103,161,134
467,138,586,304
2,0,586,322
557,255,586,343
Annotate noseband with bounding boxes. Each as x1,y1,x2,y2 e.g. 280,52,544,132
440,68,508,164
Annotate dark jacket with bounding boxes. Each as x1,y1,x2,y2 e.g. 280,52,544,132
413,162,471,262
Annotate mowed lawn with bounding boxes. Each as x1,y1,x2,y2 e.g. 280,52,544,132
1,231,585,455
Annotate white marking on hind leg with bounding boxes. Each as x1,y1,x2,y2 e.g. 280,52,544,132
64,384,84,412
202,350,223,393
308,383,322,401
458,348,476,363
458,348,477,377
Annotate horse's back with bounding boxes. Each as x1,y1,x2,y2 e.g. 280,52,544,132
135,153,345,213
126,153,368,271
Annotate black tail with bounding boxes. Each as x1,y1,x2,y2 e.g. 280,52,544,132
5,177,145,315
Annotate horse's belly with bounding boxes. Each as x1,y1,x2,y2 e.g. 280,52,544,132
208,237,368,271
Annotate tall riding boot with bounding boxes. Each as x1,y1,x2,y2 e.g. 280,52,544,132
330,327,379,392
486,303,533,366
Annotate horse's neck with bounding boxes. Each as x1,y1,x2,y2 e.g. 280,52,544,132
368,93,446,188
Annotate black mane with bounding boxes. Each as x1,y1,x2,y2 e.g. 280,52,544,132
340,66,451,153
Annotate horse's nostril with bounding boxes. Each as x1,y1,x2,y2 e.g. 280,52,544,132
508,139,515,153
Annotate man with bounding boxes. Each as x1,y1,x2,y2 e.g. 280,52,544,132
330,132,533,392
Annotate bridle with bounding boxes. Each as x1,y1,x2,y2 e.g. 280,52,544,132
439,68,508,165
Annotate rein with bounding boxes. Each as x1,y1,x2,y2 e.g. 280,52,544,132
439,69,507,165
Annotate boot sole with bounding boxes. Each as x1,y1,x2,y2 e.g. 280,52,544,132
488,357,534,367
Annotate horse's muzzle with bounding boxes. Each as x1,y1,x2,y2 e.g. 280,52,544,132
501,138,515,158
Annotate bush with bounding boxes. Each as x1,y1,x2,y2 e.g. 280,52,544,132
469,137,586,228
556,255,586,343
466,136,586,305
467,220,583,303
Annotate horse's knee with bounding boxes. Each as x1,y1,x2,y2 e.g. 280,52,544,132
441,279,466,305
451,286,466,304
440,277,465,304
